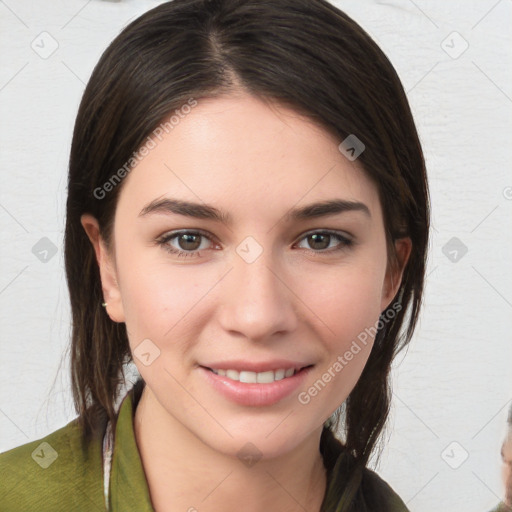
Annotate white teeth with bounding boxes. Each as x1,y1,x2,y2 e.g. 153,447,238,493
239,371,257,383
211,367,300,383
274,369,285,380
256,371,274,384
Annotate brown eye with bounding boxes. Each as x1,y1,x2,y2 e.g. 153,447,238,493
158,230,215,257
296,230,353,252
178,233,202,251
307,233,330,250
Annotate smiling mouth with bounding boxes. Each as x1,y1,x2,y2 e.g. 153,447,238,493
203,365,313,384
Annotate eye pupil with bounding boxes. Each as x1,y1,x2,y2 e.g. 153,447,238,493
179,233,201,250
308,233,330,250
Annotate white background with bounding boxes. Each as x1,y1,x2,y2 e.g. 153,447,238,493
0,1,511,510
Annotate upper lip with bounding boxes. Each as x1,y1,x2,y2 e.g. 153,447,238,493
201,360,314,373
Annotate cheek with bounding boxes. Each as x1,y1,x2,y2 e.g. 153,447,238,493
121,270,191,328
115,245,221,345
296,273,381,417
300,262,386,342
293,262,386,402
116,263,217,385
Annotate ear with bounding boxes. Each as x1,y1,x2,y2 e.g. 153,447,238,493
80,214,125,323
381,237,412,311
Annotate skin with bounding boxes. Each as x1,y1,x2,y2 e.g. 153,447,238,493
82,92,411,512
503,432,512,507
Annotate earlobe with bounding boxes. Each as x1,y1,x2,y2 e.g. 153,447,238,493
80,214,125,323
381,237,412,311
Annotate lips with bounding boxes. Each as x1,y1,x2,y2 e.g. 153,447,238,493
200,360,314,384
199,364,314,406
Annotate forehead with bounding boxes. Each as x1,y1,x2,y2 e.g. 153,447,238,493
117,93,383,222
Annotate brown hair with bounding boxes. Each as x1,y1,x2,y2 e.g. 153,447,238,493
64,0,429,509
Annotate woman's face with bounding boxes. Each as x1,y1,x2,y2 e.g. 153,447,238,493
84,93,409,459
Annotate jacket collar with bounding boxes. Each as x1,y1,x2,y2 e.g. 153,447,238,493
109,380,154,511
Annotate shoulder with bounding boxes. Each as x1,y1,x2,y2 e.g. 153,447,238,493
0,417,105,511
320,428,409,511
488,504,512,512
359,465,410,511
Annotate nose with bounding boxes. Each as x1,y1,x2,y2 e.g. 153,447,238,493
216,249,298,341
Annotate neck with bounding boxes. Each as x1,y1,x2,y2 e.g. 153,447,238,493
133,384,328,512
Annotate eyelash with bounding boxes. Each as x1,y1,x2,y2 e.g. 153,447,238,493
156,229,354,259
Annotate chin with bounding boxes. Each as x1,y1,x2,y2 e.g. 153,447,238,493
204,425,314,462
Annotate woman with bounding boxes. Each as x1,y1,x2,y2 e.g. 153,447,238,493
0,0,429,510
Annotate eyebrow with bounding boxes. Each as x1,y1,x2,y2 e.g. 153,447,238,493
138,197,371,223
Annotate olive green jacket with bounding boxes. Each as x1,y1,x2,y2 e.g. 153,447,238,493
0,382,410,511
489,503,512,512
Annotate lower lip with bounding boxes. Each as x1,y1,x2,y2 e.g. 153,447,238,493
199,366,313,407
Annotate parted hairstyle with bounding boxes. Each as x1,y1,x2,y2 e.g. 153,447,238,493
64,0,429,509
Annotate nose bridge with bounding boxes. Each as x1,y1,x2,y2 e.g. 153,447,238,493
219,245,296,339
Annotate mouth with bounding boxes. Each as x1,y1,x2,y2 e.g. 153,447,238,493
201,365,314,384
199,364,315,406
